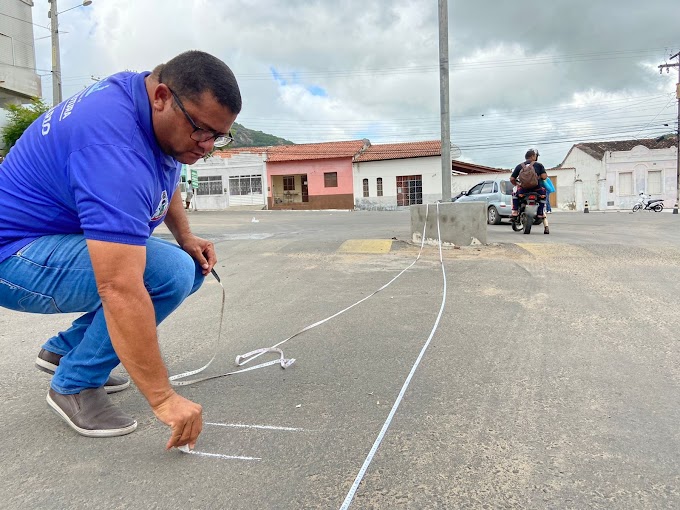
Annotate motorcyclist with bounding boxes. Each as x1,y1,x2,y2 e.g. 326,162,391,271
510,148,549,234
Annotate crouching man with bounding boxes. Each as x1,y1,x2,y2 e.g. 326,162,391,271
0,50,240,449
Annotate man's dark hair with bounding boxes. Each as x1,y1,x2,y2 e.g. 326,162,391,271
525,148,538,159
154,50,242,115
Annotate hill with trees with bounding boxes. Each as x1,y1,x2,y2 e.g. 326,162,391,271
230,122,293,148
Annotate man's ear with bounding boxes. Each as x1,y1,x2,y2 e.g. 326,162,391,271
152,84,172,112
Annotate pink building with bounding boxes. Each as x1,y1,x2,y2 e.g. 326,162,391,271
266,140,369,210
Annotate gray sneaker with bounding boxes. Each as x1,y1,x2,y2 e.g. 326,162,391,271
47,387,137,438
36,348,131,394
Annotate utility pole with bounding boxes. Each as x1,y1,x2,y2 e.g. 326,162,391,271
49,0,62,105
659,51,680,214
438,0,451,201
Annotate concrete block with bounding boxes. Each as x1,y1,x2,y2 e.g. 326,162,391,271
410,202,487,246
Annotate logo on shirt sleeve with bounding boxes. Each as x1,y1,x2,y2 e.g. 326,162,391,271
151,190,169,221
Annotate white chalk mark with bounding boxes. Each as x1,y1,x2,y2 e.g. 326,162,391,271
178,445,260,461
206,422,306,432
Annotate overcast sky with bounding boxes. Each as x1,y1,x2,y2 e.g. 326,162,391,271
31,0,679,169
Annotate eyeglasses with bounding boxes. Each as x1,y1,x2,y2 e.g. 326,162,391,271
165,85,234,148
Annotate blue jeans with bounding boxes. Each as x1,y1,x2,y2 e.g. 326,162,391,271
0,235,204,394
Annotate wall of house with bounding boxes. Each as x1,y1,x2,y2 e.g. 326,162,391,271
604,145,678,209
353,156,442,209
188,153,266,210
546,167,577,210
267,158,354,209
562,148,605,210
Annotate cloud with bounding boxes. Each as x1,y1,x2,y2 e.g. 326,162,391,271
31,0,679,168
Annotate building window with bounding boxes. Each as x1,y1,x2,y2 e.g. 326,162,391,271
619,172,633,196
229,175,263,196
396,175,423,206
283,176,295,191
363,178,369,197
377,177,383,197
197,175,223,196
324,172,338,188
647,170,662,195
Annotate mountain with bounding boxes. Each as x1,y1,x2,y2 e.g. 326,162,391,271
230,122,294,148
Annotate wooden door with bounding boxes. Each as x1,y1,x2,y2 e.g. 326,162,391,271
549,175,557,207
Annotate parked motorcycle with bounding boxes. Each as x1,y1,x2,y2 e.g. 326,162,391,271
511,191,545,234
632,193,664,212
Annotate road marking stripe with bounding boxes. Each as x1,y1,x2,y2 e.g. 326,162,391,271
338,239,393,253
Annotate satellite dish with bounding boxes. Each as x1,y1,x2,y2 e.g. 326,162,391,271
450,143,462,159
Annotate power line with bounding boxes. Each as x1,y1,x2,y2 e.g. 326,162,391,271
0,12,50,31
236,48,669,81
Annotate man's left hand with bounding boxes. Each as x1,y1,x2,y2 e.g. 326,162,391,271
181,234,216,275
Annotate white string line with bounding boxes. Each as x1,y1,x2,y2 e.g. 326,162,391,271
206,422,307,432
234,221,430,368
169,217,430,385
168,269,226,386
339,203,447,510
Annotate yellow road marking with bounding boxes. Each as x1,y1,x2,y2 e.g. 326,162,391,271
516,243,590,258
338,239,393,254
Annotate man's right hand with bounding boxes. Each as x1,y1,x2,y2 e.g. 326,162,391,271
152,392,203,450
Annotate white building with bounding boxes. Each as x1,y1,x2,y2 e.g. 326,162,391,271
352,141,443,210
185,149,267,210
560,137,679,210
0,0,41,107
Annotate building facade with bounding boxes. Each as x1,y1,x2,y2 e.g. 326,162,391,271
185,149,267,210
266,140,369,210
353,141,443,210
0,0,41,107
561,137,679,210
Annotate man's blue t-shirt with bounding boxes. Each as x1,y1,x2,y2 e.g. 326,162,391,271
0,71,181,263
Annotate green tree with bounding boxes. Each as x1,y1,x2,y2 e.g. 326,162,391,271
1,98,50,152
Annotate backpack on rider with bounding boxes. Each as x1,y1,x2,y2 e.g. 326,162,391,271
518,162,539,189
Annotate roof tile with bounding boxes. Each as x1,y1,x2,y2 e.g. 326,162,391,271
354,140,442,162
266,140,368,162
575,136,678,160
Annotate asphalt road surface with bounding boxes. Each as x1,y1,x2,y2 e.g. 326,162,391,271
1,209,679,509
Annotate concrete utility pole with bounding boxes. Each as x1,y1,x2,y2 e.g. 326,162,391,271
49,0,62,105
659,51,680,214
438,0,451,201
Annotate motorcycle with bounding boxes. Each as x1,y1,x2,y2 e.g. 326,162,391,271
511,191,545,234
632,193,664,212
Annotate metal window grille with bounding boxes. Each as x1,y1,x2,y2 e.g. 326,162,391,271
197,175,223,196
396,175,423,206
229,175,263,195
377,177,383,197
363,178,369,197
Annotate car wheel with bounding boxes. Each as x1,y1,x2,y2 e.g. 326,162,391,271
487,206,501,225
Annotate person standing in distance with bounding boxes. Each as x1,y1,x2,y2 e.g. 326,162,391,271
185,180,194,210
0,50,240,449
